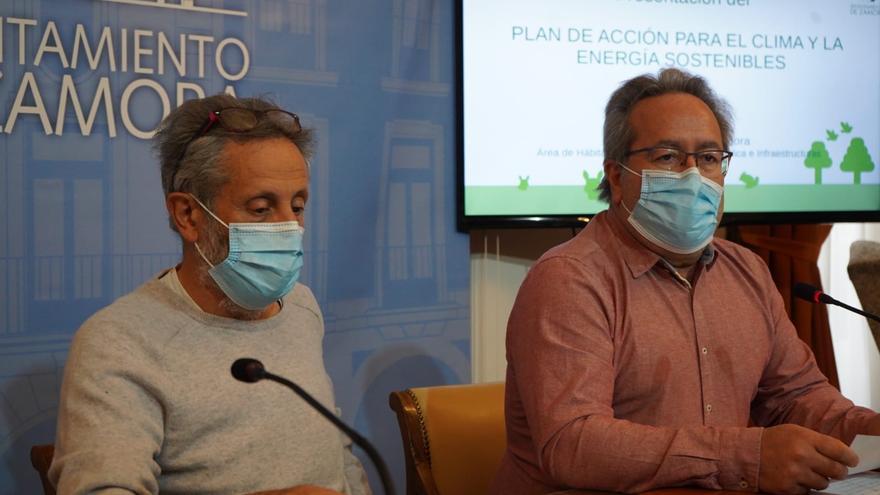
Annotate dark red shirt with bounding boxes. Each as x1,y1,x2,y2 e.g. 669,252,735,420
491,210,876,494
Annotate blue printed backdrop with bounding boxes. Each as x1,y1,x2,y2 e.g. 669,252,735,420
0,1,469,493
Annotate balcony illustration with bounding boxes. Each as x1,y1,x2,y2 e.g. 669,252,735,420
99,0,248,17
381,0,450,97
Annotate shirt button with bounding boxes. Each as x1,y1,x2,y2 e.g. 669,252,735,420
739,480,748,489
701,346,708,354
706,404,713,412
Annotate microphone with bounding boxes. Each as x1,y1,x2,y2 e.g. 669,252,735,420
793,282,880,323
231,358,396,495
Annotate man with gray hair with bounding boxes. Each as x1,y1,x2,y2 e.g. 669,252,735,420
50,95,370,495
491,68,880,495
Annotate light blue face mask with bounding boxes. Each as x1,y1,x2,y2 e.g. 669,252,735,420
619,165,723,255
191,196,304,311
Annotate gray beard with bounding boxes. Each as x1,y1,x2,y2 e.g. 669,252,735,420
197,221,267,321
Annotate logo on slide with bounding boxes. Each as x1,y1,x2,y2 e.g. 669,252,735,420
850,0,879,15
99,0,248,17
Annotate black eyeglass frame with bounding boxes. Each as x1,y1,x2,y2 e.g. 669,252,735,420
624,146,733,176
168,108,302,192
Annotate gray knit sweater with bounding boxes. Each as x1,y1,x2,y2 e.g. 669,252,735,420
50,273,370,495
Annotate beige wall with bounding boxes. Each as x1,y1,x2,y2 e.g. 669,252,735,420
469,228,573,383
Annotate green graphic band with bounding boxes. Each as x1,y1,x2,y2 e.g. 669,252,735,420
464,184,880,216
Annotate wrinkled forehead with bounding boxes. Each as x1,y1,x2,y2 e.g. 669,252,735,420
628,93,723,148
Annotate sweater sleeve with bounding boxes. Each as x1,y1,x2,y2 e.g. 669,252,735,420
331,406,372,495
50,314,165,495
341,439,372,495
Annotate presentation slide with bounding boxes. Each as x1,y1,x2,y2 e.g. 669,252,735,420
462,0,880,217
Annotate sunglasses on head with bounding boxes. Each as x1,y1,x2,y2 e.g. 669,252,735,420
169,107,302,192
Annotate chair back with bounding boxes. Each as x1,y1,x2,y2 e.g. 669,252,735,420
849,240,880,349
389,382,506,495
30,444,56,495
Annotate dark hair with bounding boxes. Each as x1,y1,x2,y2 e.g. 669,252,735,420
154,94,314,213
597,68,733,202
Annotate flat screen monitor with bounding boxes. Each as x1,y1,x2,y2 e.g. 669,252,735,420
458,0,880,229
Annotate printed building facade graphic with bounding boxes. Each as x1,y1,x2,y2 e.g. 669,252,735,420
101,0,248,17
382,0,450,96
246,0,338,87
0,0,467,492
377,119,450,307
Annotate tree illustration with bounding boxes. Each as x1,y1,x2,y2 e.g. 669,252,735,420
804,141,832,184
839,138,875,185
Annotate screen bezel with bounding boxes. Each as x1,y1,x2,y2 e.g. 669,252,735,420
454,0,880,231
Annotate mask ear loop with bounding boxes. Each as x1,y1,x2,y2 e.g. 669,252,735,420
616,161,642,216
189,194,230,229
189,194,229,268
194,242,216,269
617,161,642,178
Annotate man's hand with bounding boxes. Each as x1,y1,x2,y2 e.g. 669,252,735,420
246,485,344,495
759,424,858,494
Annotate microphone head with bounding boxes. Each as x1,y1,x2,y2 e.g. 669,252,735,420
231,358,266,383
792,282,825,303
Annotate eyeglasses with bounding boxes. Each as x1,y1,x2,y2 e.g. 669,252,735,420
625,147,732,176
169,108,302,192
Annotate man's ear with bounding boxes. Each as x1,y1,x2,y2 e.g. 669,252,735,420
603,159,623,206
166,193,201,243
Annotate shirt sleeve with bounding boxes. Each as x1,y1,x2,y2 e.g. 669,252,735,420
50,317,164,495
748,262,878,444
508,256,762,493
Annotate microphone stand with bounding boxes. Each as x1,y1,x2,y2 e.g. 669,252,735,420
795,282,880,324
824,299,880,324
261,371,397,495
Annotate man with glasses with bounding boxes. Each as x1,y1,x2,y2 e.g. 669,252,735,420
50,95,368,495
491,68,880,495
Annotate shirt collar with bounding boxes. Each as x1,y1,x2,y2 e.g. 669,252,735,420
604,207,718,279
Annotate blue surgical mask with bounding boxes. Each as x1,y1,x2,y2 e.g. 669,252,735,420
191,196,304,310
619,165,723,255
